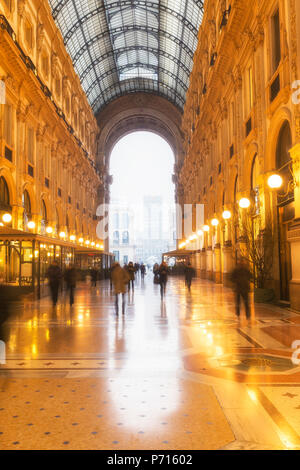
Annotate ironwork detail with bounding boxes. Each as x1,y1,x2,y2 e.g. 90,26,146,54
48,0,204,112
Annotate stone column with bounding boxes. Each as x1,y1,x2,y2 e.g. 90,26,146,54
287,144,300,310
195,250,201,277
222,218,234,286
213,243,222,284
222,242,234,287
12,205,24,230
200,248,206,278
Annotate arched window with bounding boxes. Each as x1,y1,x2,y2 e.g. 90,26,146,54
0,176,10,208
22,190,31,229
40,199,48,234
276,121,293,203
122,213,129,229
234,174,238,205
23,190,31,214
113,213,119,229
122,231,129,245
41,200,47,221
113,231,119,246
56,209,60,235
251,154,260,214
66,215,69,236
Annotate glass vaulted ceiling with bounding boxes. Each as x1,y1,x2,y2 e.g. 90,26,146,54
49,0,204,113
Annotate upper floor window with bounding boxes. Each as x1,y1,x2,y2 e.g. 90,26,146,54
42,53,49,79
55,78,61,98
271,9,281,75
122,231,129,245
4,103,13,148
251,154,260,215
113,213,119,229
122,213,129,229
113,231,119,246
3,0,12,13
65,96,70,115
24,19,33,49
27,127,35,165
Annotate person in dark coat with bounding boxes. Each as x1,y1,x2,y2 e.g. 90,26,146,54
230,259,252,319
184,262,195,291
0,285,12,345
90,267,98,287
158,262,169,298
64,265,77,306
126,262,136,291
140,264,146,280
46,261,62,307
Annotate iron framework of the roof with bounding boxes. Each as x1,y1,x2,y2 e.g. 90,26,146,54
48,0,204,113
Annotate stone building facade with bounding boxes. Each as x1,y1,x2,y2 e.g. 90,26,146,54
178,0,300,310
0,0,102,243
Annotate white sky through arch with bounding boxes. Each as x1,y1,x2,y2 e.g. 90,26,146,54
110,131,175,204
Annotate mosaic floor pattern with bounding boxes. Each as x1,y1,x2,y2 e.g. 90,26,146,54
0,275,300,450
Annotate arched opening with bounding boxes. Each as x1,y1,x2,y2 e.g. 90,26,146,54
0,176,12,226
0,176,10,209
41,199,48,234
109,131,176,266
22,189,32,231
276,121,293,301
251,154,260,216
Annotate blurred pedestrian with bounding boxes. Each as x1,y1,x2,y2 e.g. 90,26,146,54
0,285,12,344
140,264,146,280
46,261,62,307
111,263,130,315
90,267,98,287
126,262,135,291
230,259,252,319
184,262,195,291
153,263,160,284
158,262,169,298
64,264,77,306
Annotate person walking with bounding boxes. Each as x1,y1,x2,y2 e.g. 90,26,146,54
126,262,136,291
230,259,252,319
158,261,169,299
153,263,160,284
184,262,195,291
140,264,146,280
111,263,130,315
64,264,77,306
46,261,62,307
90,267,98,287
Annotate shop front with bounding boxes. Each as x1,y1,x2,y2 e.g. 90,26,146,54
0,227,75,299
162,249,196,275
75,248,114,279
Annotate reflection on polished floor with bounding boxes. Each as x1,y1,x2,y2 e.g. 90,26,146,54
1,275,300,450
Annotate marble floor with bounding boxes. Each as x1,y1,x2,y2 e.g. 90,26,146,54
0,275,300,450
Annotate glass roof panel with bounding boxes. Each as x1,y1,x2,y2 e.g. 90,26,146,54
48,0,203,113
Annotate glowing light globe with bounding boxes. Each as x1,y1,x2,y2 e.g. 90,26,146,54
28,221,36,229
268,174,283,189
222,210,232,220
239,198,251,209
2,213,12,223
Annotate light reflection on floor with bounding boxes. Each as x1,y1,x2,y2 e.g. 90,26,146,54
0,274,300,449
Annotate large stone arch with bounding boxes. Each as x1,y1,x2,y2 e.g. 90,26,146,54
96,93,184,202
